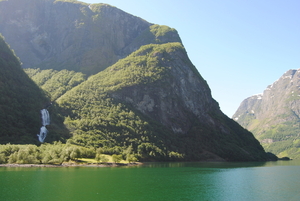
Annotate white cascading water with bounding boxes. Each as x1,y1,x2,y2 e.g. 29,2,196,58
38,126,48,143
41,109,50,126
37,109,50,143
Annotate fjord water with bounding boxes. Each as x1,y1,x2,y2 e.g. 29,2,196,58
1,161,300,201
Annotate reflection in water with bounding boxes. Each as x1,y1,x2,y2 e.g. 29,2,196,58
142,161,268,168
1,161,300,201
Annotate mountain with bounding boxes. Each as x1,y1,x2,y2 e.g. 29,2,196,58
56,42,268,161
0,0,181,75
0,34,69,144
0,0,270,161
233,69,300,159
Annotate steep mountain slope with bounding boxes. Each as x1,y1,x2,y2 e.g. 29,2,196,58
0,0,181,75
233,69,300,159
0,35,69,143
24,68,87,101
57,43,268,161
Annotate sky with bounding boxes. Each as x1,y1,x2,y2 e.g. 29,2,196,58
82,0,300,117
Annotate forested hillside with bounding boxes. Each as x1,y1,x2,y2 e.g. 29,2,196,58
24,68,87,101
0,35,69,144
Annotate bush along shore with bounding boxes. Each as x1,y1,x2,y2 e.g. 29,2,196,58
1,143,288,166
0,142,140,166
0,162,142,168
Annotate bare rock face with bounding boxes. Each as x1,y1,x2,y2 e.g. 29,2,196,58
233,69,300,159
111,45,217,135
0,0,181,75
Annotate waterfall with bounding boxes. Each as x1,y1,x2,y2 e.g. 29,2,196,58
37,109,50,143
38,126,48,143
41,109,50,126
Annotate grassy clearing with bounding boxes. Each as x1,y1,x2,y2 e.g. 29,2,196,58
78,154,128,164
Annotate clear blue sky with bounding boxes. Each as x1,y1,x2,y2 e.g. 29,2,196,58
83,0,300,117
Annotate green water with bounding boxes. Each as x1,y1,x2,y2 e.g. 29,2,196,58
1,161,300,201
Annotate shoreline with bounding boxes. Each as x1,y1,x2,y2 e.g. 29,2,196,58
0,162,142,168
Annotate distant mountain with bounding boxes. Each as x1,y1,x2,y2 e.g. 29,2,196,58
233,69,300,159
0,0,270,161
0,34,69,143
0,0,181,75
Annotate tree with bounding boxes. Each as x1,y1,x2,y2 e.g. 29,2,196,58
112,154,122,163
0,153,6,164
70,147,81,160
126,154,138,163
95,154,109,163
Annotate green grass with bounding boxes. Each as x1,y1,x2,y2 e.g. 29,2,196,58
78,155,128,164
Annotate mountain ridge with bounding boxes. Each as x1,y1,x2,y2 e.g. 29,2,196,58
233,69,300,159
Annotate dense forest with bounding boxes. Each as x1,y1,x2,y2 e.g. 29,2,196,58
24,68,87,101
0,142,138,164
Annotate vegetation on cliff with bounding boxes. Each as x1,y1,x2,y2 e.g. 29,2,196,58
24,68,87,101
56,43,184,161
54,42,268,161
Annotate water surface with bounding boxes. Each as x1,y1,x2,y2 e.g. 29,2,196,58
1,161,300,201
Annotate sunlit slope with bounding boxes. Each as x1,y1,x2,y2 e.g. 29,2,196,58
24,68,87,101
57,43,268,161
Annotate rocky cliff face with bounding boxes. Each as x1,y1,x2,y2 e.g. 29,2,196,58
233,69,300,159
110,44,216,135
0,0,181,75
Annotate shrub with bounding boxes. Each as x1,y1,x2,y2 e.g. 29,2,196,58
112,154,122,163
